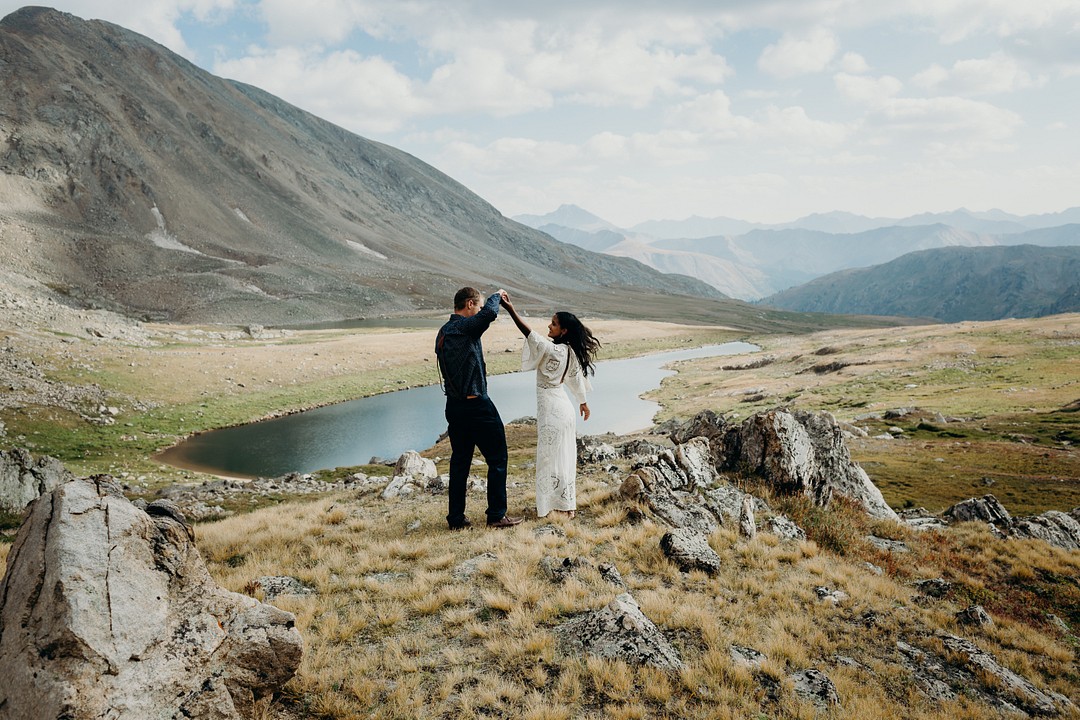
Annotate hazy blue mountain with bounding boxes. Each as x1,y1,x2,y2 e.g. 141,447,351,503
1020,208,1080,228
629,215,760,239
514,204,619,233
536,224,625,253
770,211,900,234
760,245,1080,322
525,217,1080,302
894,209,1032,234
652,224,996,298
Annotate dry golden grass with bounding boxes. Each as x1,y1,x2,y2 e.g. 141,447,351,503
192,455,1080,720
5,315,1079,718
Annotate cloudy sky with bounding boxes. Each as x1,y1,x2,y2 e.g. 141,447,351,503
5,1,1079,226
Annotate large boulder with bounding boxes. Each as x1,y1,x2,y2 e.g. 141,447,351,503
620,464,721,532
943,494,1012,527
557,593,683,671
1010,510,1080,551
0,476,303,719
659,528,722,575
0,447,74,513
393,450,437,481
668,409,728,448
718,410,898,520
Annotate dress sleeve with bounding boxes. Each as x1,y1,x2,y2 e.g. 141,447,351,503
521,330,551,371
564,351,592,406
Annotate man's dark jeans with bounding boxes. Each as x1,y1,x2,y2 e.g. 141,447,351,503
445,396,509,526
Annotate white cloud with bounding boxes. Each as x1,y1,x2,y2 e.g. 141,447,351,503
527,35,732,108
666,91,752,137
427,46,553,116
912,52,1037,95
215,47,427,134
868,96,1024,155
755,105,849,148
258,0,366,46
834,72,904,104
758,27,838,78
839,51,870,74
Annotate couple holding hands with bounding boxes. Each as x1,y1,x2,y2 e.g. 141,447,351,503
435,287,600,530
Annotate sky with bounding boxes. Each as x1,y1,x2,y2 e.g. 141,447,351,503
4,1,1079,227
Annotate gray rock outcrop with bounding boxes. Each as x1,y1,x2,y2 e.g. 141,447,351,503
765,514,806,541
0,447,73,512
1010,510,1080,550
943,494,1012,527
660,528,722,575
393,450,437,481
956,605,994,627
738,496,756,539
939,634,1073,716
557,593,683,671
0,475,303,719
540,556,591,584
669,409,728,448
790,668,840,707
620,460,721,533
718,409,898,520
899,633,1075,716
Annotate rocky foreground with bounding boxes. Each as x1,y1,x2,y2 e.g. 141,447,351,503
2,407,1078,718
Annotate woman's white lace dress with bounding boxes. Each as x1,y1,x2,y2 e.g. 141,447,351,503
521,330,592,517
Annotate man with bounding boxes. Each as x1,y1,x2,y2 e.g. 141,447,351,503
436,286,523,530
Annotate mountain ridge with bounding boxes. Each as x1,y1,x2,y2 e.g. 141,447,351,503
759,243,1080,322
0,7,741,327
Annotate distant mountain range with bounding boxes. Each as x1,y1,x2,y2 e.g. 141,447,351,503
0,7,756,328
516,205,1080,310
760,245,1080,322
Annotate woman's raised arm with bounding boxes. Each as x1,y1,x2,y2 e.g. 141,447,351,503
500,291,532,338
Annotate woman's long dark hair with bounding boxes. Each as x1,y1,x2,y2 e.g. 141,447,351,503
554,311,601,377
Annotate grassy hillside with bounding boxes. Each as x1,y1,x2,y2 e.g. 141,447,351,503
647,314,1080,514
2,310,1078,719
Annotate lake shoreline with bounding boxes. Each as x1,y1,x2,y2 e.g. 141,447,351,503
155,341,759,479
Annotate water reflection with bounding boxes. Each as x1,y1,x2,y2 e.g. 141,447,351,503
157,341,757,478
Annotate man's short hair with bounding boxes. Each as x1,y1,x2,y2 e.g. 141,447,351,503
454,286,481,310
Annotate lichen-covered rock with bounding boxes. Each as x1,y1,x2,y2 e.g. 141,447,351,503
765,514,806,541
577,436,618,464
1011,510,1080,551
729,645,767,669
660,528,722,575
558,593,683,671
393,450,437,481
956,605,994,627
668,409,728,447
0,475,302,719
0,447,73,512
790,669,840,707
597,562,626,588
252,576,316,602
738,495,756,539
540,556,590,584
943,494,1012,527
620,465,720,532
938,634,1074,716
672,436,717,489
719,409,897,520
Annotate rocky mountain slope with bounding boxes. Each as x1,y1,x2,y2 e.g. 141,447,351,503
0,7,732,326
760,244,1080,321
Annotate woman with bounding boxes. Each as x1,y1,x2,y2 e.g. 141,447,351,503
500,292,600,519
